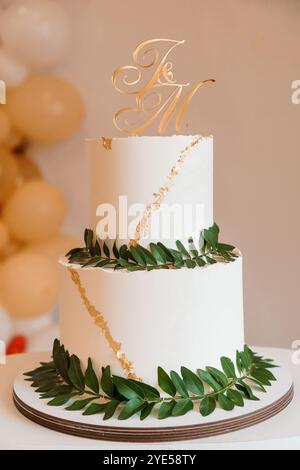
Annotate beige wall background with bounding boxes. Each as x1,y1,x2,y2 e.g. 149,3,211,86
33,0,300,348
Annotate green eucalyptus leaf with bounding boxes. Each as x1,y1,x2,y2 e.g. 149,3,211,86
206,367,228,387
68,355,85,391
136,245,158,265
236,380,259,400
220,356,237,379
127,265,144,272
66,397,95,411
117,258,135,269
48,392,78,406
197,369,222,392
85,358,99,394
66,247,82,257
188,238,198,257
176,240,190,258
195,257,206,267
170,371,189,397
39,385,73,399
84,228,94,250
158,400,176,419
112,376,143,400
94,240,101,256
101,366,114,398
180,367,204,396
253,360,278,369
218,393,234,411
168,249,183,263
53,344,70,384
226,389,244,406
185,259,196,268
216,243,235,251
205,256,216,265
236,350,243,373
158,367,176,396
82,257,101,267
95,259,112,268
112,241,119,258
200,396,216,416
172,399,193,417
245,377,267,392
83,403,107,415
140,402,155,420
250,368,274,385
239,350,252,371
150,244,167,264
119,245,129,260
118,398,144,420
103,399,120,420
130,245,147,266
52,338,60,359
129,379,160,400
203,223,219,249
157,243,174,262
103,240,110,258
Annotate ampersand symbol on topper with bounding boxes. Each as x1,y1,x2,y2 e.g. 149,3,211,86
112,39,214,135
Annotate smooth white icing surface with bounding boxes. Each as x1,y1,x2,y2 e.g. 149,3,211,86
87,135,213,247
59,257,244,385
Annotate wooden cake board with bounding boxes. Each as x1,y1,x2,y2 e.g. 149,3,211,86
13,348,294,443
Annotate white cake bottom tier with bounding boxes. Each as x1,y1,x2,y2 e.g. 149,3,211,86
59,256,244,385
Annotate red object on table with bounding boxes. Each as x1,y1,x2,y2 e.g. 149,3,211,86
6,335,27,355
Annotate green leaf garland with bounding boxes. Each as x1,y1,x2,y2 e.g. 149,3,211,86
24,340,278,422
65,223,239,272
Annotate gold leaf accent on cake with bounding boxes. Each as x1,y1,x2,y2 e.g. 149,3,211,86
101,137,112,150
68,267,141,380
112,38,214,135
131,135,206,244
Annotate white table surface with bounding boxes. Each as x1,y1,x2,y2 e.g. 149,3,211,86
1,347,299,450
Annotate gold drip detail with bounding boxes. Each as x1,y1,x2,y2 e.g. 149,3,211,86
68,267,140,380
131,135,206,244
101,137,112,150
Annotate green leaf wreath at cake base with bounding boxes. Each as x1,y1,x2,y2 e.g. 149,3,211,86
24,340,278,421
65,223,239,271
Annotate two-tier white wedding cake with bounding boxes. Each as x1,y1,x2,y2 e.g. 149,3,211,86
16,39,287,439
59,135,244,384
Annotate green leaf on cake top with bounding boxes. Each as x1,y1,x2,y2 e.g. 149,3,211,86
24,340,278,422
65,223,239,271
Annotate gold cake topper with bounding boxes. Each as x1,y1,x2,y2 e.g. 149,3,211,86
112,38,214,135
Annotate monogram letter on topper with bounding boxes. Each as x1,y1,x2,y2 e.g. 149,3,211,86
112,39,214,135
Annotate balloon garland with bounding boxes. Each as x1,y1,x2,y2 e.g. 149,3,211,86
0,0,83,353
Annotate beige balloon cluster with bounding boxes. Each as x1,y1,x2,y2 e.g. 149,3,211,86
0,1,84,320
0,152,79,318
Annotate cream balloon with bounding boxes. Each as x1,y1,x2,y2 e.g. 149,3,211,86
0,49,28,88
6,75,84,143
0,109,11,143
0,147,18,203
0,0,72,70
0,251,58,318
29,234,80,262
0,219,9,252
3,180,66,242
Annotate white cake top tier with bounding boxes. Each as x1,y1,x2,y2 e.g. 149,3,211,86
87,135,213,247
